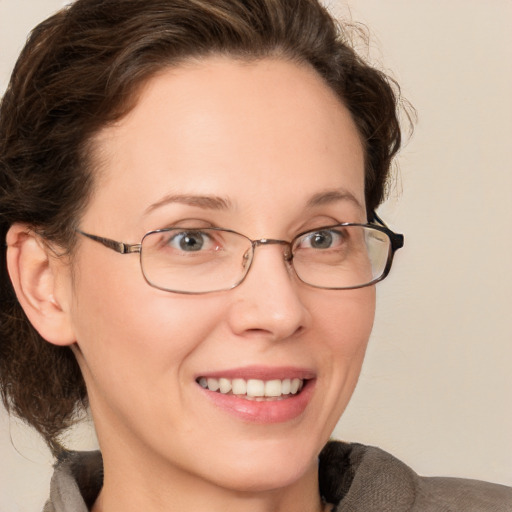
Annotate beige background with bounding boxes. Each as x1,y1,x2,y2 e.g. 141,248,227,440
1,0,511,510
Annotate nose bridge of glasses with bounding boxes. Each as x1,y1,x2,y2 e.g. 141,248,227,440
252,238,293,261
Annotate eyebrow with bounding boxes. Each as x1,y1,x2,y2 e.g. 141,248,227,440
306,189,364,211
145,194,232,214
144,188,363,215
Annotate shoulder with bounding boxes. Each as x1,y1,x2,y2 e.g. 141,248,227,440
415,475,512,512
319,441,512,512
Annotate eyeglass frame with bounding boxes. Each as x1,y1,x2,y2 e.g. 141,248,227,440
76,211,404,294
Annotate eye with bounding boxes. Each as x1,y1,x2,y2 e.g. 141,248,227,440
167,230,216,252
298,229,345,250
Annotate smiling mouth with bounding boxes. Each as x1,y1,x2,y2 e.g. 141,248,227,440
197,377,305,401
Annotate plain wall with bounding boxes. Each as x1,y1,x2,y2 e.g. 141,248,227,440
1,0,511,510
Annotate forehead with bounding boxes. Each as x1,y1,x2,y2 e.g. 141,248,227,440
86,57,365,232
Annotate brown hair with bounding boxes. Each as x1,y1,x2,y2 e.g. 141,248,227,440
0,0,404,454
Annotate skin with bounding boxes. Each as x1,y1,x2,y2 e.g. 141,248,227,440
8,57,375,512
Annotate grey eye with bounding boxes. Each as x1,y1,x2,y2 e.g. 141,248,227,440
299,229,345,250
308,230,333,249
171,231,207,252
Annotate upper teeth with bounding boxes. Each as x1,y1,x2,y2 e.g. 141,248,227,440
198,377,304,397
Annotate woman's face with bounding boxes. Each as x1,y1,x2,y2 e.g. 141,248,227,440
66,57,374,495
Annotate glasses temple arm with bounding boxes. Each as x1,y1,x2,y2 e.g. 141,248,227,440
77,230,141,254
371,211,404,251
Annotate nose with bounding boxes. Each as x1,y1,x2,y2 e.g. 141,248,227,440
226,242,309,341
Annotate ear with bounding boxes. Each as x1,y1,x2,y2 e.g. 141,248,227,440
6,224,76,346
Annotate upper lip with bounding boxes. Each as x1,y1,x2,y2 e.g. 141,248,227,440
196,366,316,381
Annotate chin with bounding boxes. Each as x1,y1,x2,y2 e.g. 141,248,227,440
196,434,323,493
215,460,315,494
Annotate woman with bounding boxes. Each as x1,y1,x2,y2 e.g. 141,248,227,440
0,1,510,511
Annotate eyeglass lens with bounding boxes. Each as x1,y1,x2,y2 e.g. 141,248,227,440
139,226,392,293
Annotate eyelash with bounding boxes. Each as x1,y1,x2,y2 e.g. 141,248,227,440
154,214,356,241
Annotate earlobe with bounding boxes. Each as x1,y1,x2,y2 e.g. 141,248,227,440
5,224,76,346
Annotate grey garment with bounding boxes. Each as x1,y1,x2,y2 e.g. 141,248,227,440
43,441,512,512
43,451,103,512
319,442,512,512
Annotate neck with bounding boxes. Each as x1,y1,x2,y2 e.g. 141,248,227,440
92,443,326,512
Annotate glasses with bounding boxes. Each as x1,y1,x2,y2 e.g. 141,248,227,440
77,213,403,294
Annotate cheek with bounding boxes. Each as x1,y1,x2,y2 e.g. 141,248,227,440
309,287,375,420
69,253,224,393
334,288,374,380
312,286,375,357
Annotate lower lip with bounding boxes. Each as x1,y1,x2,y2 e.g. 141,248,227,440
198,379,315,424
